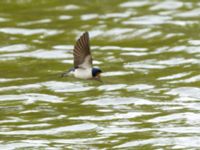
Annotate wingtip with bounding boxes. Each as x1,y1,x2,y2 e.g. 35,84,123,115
82,31,89,40
84,31,89,36
78,31,89,39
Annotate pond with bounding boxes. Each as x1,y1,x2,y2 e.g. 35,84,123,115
0,0,200,149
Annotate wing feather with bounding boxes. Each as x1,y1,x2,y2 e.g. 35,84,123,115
73,32,92,68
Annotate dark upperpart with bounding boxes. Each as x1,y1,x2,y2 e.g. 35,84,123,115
92,68,102,77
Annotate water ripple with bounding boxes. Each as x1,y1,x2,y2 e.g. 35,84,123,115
148,112,200,125
82,97,152,106
0,44,29,52
150,1,183,10
70,112,157,121
0,28,62,36
166,87,200,100
115,137,200,149
102,71,132,77
0,49,72,60
119,1,149,8
0,123,97,135
123,15,171,25
157,72,191,81
0,17,9,22
0,93,63,103
55,4,80,11
98,84,127,91
18,19,51,26
176,8,200,18
127,84,154,91
43,81,94,93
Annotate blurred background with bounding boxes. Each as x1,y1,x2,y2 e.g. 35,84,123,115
0,0,200,149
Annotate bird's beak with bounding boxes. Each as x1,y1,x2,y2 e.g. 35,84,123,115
94,73,103,83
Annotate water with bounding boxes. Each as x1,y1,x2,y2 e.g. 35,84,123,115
0,0,200,149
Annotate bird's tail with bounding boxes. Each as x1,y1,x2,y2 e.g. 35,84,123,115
60,68,75,77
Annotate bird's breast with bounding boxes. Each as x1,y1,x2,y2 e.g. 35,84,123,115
74,68,92,79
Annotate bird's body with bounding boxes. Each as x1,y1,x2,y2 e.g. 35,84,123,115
74,68,92,79
61,32,102,81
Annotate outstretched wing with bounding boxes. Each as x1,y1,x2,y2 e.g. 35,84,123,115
73,32,92,69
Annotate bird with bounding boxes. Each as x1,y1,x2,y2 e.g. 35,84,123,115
61,32,102,82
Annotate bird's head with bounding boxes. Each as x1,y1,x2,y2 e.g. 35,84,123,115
92,68,102,80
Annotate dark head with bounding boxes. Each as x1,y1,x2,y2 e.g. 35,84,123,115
92,68,102,78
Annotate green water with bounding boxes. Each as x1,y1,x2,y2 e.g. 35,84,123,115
0,0,200,149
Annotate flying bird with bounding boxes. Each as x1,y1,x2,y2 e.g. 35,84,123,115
61,32,102,82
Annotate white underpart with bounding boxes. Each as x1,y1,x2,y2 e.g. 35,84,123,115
72,55,93,79
74,68,92,79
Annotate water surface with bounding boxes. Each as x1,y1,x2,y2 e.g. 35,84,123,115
0,0,200,149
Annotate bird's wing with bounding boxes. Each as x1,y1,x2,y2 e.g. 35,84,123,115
73,32,92,69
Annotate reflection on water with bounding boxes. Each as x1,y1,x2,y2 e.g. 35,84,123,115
0,0,200,149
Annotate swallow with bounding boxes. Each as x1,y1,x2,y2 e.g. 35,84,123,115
61,32,102,82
